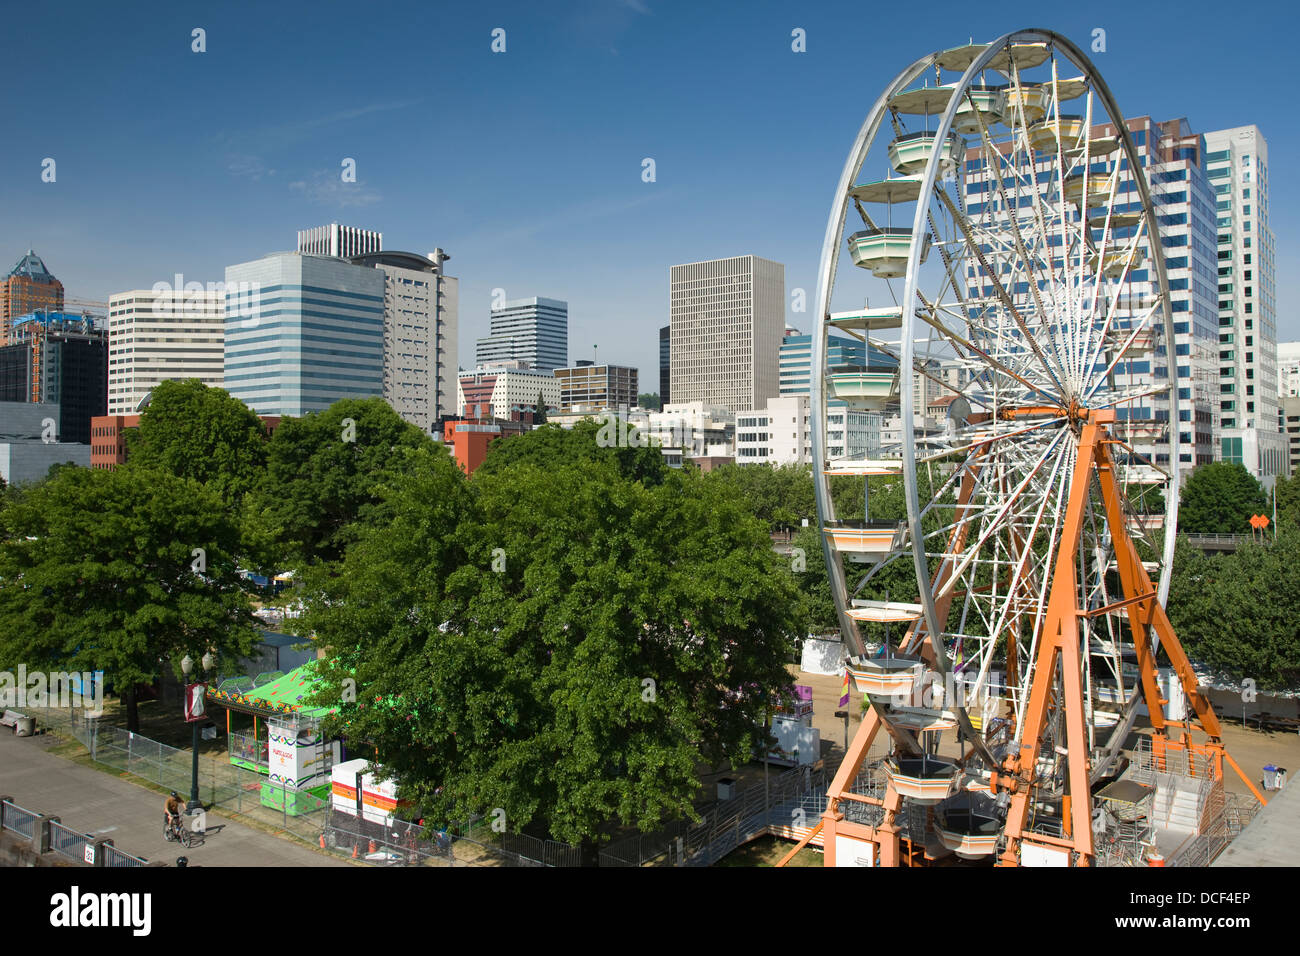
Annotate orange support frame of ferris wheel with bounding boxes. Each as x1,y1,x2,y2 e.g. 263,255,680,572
796,409,1267,870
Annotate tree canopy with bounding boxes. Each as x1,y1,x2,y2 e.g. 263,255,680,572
1168,530,1300,690
705,463,815,532
124,379,268,506
1177,462,1267,535
0,465,259,730
1274,472,1300,532
475,419,669,487
302,442,799,846
244,397,433,568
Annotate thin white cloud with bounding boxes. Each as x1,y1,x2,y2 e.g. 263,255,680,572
289,170,382,208
227,154,276,181
217,100,422,178
260,100,423,146
461,189,670,247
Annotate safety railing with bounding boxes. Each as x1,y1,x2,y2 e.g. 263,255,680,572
599,765,827,867
102,843,149,868
47,820,92,863
1,798,154,866
0,798,39,840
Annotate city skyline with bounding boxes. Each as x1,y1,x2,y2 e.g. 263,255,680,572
2,0,1295,383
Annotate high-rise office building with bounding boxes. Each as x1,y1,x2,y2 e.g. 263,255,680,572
778,326,894,395
349,249,458,431
2,251,64,346
475,297,568,372
964,115,1220,473
297,223,382,259
1204,125,1286,478
106,288,224,415
0,312,106,445
555,362,638,412
224,253,385,417
669,255,784,413
659,324,670,404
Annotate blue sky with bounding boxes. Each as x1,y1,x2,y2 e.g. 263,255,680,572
2,0,1297,381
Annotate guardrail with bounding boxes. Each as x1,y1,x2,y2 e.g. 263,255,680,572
1181,533,1250,552
599,765,827,867
103,843,149,868
0,798,39,841
47,820,92,864
1,796,158,866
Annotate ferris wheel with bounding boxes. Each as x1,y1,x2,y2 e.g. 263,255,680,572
800,29,1251,867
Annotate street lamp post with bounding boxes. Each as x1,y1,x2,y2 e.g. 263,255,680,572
180,652,214,814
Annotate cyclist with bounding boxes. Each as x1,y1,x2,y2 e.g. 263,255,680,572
164,791,183,837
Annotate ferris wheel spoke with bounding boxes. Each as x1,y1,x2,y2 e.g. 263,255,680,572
1081,300,1160,402
934,192,1068,399
915,287,1061,400
974,439,1074,664
913,414,1066,464
927,430,1071,606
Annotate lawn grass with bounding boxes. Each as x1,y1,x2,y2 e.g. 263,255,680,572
714,834,823,867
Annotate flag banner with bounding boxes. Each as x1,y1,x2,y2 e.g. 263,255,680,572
184,682,208,722
839,668,850,708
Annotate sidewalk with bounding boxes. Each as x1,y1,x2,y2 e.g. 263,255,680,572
0,730,348,867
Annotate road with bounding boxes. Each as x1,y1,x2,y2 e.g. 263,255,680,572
0,729,348,867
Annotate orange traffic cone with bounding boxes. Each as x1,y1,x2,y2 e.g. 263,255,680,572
319,834,326,849
351,844,358,859
368,839,376,854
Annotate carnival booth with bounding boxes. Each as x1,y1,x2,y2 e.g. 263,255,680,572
208,662,341,816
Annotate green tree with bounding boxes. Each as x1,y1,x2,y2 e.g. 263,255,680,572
1274,472,1300,532
304,450,798,851
1177,462,1267,535
1168,530,1300,690
788,524,838,634
638,393,661,411
0,466,258,731
124,379,268,506
534,391,548,425
476,419,668,487
705,463,816,533
245,397,433,568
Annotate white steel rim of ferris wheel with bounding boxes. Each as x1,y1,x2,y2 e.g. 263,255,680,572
811,29,1181,767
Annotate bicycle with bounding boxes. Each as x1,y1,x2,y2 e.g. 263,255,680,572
163,815,194,848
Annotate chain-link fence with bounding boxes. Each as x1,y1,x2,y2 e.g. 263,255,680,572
322,807,581,867
27,706,330,846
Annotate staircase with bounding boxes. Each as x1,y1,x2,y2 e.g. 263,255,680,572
1152,772,1213,835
